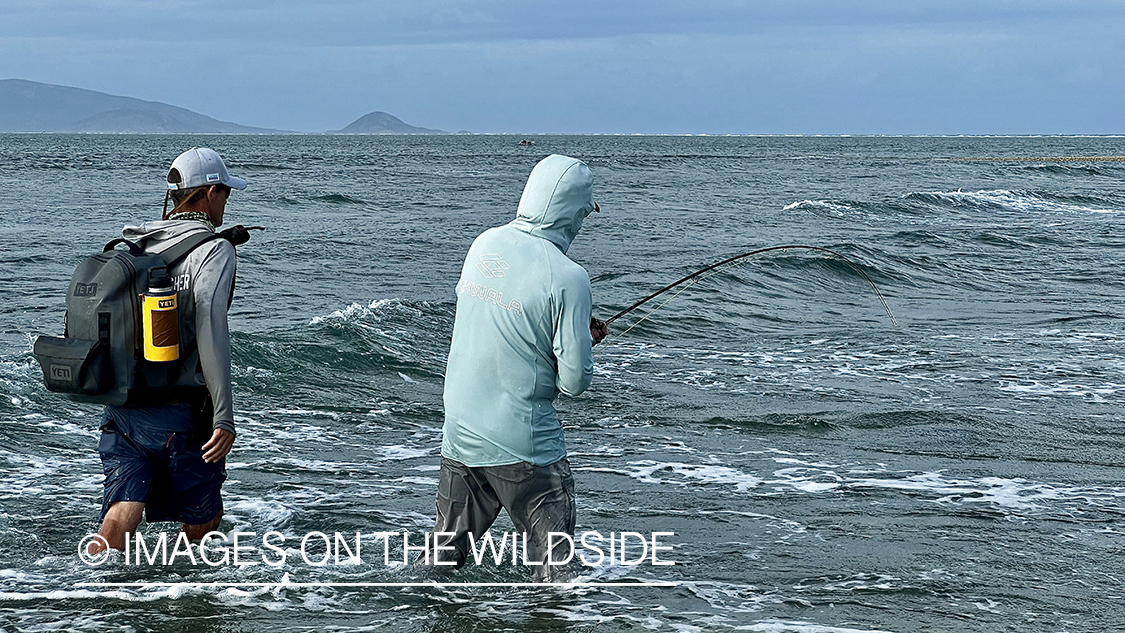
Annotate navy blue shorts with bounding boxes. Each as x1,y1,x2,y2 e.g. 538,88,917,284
98,402,226,525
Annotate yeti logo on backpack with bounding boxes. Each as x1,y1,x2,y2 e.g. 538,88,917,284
74,283,98,297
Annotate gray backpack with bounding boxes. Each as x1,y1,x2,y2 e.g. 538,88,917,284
33,232,223,405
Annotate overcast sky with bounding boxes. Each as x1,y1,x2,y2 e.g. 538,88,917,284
1,0,1122,134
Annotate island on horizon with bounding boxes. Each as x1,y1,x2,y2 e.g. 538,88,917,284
0,78,448,135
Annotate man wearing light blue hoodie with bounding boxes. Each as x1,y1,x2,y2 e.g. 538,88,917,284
425,154,607,579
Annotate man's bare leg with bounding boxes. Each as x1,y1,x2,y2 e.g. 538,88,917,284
182,509,223,541
88,501,145,554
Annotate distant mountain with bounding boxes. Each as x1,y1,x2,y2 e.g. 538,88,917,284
0,79,289,133
329,111,446,135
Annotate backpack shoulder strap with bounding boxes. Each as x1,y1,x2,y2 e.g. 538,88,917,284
102,228,235,266
159,231,224,268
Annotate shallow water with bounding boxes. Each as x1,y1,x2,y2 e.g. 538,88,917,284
2,134,1124,631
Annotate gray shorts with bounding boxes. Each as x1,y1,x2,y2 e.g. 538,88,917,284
421,457,576,580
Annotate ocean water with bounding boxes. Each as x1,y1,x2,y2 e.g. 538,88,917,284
1,133,1124,632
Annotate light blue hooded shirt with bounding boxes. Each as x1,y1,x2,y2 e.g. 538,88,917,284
441,155,598,467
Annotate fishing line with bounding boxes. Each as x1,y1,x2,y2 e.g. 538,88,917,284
601,245,897,338
609,256,758,339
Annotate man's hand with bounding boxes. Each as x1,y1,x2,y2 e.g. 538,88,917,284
217,225,251,246
202,428,235,463
590,317,609,346
217,225,264,246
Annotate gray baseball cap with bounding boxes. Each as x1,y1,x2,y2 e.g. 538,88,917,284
167,147,247,191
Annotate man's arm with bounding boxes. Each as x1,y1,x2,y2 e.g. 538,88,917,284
553,275,595,397
193,241,237,460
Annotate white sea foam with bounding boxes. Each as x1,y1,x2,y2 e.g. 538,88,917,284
0,452,67,495
229,418,334,453
32,417,98,438
846,472,1064,510
571,445,628,461
999,380,1123,399
374,445,433,461
696,510,808,536
370,297,429,318
255,408,341,421
224,498,297,529
375,510,436,528
911,189,1116,215
0,588,171,602
235,366,276,379
617,461,763,492
772,457,841,469
601,456,1123,514
782,200,856,215
309,298,427,326
764,448,821,458
309,302,368,325
602,334,1123,419
248,456,360,473
732,620,895,633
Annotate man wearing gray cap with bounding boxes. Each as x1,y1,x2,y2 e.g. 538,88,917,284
88,147,248,553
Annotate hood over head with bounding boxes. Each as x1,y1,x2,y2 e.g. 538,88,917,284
509,155,596,253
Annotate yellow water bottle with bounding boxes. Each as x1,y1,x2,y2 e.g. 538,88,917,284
142,267,179,362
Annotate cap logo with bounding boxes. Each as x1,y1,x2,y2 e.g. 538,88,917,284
206,173,221,183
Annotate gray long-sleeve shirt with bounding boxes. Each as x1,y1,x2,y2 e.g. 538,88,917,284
121,220,237,434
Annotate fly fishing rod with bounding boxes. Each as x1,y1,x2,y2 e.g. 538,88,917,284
598,245,897,333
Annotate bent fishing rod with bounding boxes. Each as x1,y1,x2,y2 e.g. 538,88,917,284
598,245,897,332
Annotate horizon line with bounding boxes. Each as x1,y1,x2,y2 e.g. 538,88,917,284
2,131,1124,139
